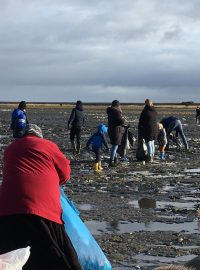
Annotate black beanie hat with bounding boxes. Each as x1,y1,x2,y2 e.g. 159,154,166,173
111,100,120,107
18,101,27,110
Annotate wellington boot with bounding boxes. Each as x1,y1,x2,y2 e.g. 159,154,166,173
114,157,119,164
71,141,77,154
93,163,101,172
98,161,103,171
109,160,117,167
76,143,81,155
159,152,165,160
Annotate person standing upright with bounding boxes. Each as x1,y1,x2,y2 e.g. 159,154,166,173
138,99,158,162
11,101,28,138
107,100,125,166
196,106,200,124
68,100,85,155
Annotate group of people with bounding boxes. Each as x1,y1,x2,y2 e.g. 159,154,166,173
0,101,83,269
85,99,189,169
138,99,189,162
8,99,190,171
0,99,192,269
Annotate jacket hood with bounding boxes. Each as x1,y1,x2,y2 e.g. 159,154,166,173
98,123,108,134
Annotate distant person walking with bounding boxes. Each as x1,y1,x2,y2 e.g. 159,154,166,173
138,99,158,162
107,100,125,166
11,101,28,138
160,116,188,150
196,106,200,124
68,100,85,155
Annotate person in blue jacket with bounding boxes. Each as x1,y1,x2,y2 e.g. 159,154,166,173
86,124,109,172
160,116,188,150
11,101,28,138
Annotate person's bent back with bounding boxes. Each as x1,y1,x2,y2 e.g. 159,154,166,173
160,116,188,150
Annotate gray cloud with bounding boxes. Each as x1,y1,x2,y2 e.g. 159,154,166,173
0,0,200,102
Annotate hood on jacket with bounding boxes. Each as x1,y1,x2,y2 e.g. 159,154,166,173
98,123,108,134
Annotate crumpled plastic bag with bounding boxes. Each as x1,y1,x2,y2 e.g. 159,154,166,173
0,246,30,270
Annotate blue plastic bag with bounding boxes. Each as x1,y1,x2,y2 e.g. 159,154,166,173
60,188,112,270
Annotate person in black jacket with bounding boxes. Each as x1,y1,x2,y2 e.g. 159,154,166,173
107,100,125,166
138,99,158,162
68,100,85,154
196,106,200,124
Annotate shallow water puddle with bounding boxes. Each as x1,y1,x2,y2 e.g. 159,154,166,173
128,198,195,210
134,253,197,264
0,134,10,139
77,203,93,211
85,220,200,235
185,168,200,173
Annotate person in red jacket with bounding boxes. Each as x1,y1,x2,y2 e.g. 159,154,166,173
0,124,82,270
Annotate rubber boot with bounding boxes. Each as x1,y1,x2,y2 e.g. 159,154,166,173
98,161,103,171
93,163,100,172
71,141,77,154
159,152,165,160
109,159,117,167
114,157,119,164
76,143,81,155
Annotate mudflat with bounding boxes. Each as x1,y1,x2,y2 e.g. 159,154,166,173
0,104,200,270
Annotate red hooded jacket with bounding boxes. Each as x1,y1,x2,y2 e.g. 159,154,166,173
0,135,70,224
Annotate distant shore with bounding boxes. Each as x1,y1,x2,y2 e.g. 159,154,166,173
0,101,198,110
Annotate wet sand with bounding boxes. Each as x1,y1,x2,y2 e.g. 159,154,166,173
0,104,200,269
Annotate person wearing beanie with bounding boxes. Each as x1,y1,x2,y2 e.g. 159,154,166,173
68,100,85,155
10,100,28,138
86,123,109,172
107,100,125,167
0,124,83,270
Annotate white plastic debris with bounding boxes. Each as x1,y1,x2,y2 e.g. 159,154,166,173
0,246,30,270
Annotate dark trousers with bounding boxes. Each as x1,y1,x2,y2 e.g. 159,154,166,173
0,214,83,270
70,127,81,145
93,147,101,162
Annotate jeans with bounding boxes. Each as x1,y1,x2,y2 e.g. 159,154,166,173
110,145,118,161
166,120,188,149
146,140,155,157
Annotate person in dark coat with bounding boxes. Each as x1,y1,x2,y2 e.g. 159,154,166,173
10,101,28,138
138,99,158,162
196,106,200,124
160,116,188,150
107,100,125,166
68,100,85,155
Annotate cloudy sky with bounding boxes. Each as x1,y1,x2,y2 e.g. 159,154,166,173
0,0,199,102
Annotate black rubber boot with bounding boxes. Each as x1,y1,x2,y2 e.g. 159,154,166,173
109,159,117,167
